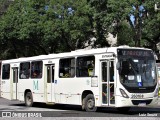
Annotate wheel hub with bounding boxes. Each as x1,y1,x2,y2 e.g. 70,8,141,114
87,99,94,109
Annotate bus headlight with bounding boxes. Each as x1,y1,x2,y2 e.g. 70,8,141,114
154,88,159,97
120,88,129,98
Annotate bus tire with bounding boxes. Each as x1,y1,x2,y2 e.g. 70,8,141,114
82,98,85,110
83,94,97,112
117,107,130,113
25,92,33,107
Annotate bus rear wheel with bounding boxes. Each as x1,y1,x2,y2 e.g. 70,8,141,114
25,92,33,107
83,94,97,112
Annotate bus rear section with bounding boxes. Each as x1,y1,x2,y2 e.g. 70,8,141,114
1,63,12,100
1,62,19,100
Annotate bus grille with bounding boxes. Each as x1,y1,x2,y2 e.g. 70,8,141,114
132,99,152,105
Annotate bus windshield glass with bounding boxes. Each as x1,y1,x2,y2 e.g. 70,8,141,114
117,49,157,90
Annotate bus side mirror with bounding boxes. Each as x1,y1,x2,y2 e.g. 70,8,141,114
116,62,120,70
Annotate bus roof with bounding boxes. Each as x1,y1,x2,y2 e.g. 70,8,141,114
1,46,152,64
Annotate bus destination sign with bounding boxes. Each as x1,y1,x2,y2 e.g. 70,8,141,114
117,49,153,57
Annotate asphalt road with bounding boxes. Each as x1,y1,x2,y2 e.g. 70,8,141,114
0,97,160,119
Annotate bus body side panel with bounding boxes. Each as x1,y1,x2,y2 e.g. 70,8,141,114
1,79,11,100
54,57,100,106
54,78,100,105
18,78,45,103
33,78,45,103
18,60,45,103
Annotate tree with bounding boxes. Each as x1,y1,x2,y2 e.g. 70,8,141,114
0,0,13,16
89,0,110,47
0,0,95,59
117,21,134,46
0,0,159,60
48,0,95,51
142,1,160,53
89,0,154,48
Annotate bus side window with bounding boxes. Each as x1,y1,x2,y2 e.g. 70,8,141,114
19,62,30,79
59,58,75,78
88,60,95,76
76,56,95,77
2,64,10,80
31,61,43,79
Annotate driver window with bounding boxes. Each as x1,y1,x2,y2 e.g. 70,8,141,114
120,61,130,76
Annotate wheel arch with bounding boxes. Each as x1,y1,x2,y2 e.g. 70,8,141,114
81,90,94,104
24,89,34,107
24,89,32,99
81,90,97,112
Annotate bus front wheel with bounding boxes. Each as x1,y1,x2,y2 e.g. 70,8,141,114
25,92,33,107
83,94,97,112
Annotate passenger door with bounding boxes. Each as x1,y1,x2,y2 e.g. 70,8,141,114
100,60,115,106
46,64,55,103
12,67,18,100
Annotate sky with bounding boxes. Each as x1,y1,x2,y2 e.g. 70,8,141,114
130,5,145,27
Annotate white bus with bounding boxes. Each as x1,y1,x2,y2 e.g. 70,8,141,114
1,46,159,112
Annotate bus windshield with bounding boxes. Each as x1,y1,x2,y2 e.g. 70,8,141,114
117,49,157,92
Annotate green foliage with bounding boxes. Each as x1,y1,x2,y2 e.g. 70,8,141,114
142,1,160,51
0,0,159,59
0,0,95,59
91,0,160,50
117,21,134,46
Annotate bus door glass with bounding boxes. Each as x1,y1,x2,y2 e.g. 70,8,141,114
46,64,55,102
12,67,18,100
101,60,115,106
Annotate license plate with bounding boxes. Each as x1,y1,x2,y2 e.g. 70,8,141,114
131,94,144,99
138,103,146,106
